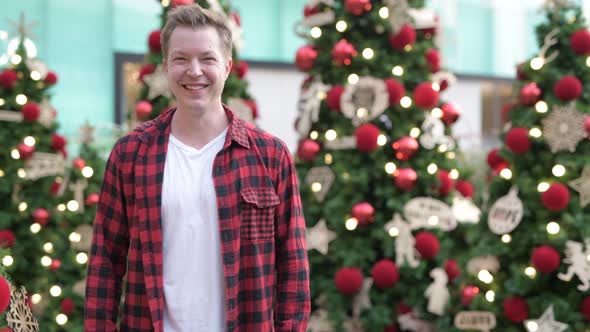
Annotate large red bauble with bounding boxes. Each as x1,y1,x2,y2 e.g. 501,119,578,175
345,0,371,15
295,45,317,71
51,134,67,151
570,29,590,55
296,139,320,162
438,169,455,196
413,82,439,109
425,48,440,72
444,259,461,282
372,259,399,288
519,82,541,106
441,102,461,125
389,25,416,49
505,127,530,154
334,267,364,295
148,30,161,53
503,296,529,323
415,231,439,259
455,180,474,198
394,168,417,191
355,123,381,153
0,230,16,248
392,136,418,161
32,208,50,226
332,39,357,66
384,78,405,106
461,285,479,306
351,202,375,225
541,182,570,211
553,75,582,101
0,276,10,314
531,245,560,273
22,102,40,122
17,143,35,159
326,85,344,112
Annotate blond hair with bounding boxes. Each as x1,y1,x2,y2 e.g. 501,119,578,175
161,3,232,59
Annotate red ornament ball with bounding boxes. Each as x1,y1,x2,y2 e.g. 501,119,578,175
0,69,18,89
486,148,505,169
0,230,16,248
86,193,100,206
334,267,364,295
570,29,590,55
444,259,461,282
585,116,590,137
503,296,529,323
554,75,582,101
394,168,417,192
22,102,40,122
541,182,570,211
49,181,61,195
50,259,61,272
138,63,156,82
384,78,405,106
303,4,320,17
296,139,320,162
425,48,440,72
332,39,357,66
501,103,514,123
392,136,419,161
0,276,10,314
345,0,371,15
326,85,344,112
232,60,248,79
461,285,479,306
389,25,416,50
17,143,35,159
516,63,528,81
455,180,474,198
519,82,541,106
415,231,439,259
32,208,50,226
441,102,461,125
372,259,399,288
355,123,381,153
51,134,67,151
44,71,58,85
531,245,560,273
295,45,317,71
438,169,455,197
135,100,153,122
148,30,161,53
72,157,86,170
171,0,194,6
60,298,75,315
244,99,258,119
352,202,375,225
413,82,439,109
505,127,530,154
0,327,11,332
580,296,590,321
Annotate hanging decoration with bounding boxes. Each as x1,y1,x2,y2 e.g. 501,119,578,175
0,110,23,122
304,166,335,202
340,76,389,126
6,286,39,332
542,103,588,153
24,152,66,180
454,311,496,332
403,197,457,231
419,114,455,149
452,196,481,224
467,255,500,275
487,187,524,235
523,305,567,332
296,78,331,137
425,267,449,316
558,239,590,291
324,136,357,150
306,219,337,255
568,165,590,208
384,213,420,268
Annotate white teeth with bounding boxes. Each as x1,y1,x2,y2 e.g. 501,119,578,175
184,84,206,91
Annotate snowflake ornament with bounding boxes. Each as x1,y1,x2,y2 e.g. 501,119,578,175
6,286,39,332
542,103,587,153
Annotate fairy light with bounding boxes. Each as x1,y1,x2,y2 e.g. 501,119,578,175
56,314,68,325
529,127,542,138
161,0,170,7
356,107,368,118
0,98,4,106
501,234,512,243
24,136,36,146
15,94,27,105
400,96,412,108
348,74,359,84
432,83,440,91
438,145,448,153
586,56,590,67
404,44,413,52
552,164,566,177
525,266,537,278
345,217,358,231
69,232,81,243
377,134,387,146
0,169,4,177
325,129,337,141
57,204,66,212
310,131,319,140
76,253,88,264
30,71,41,81
82,166,94,178
500,168,512,180
527,321,539,332
537,182,550,192
547,221,560,235
362,48,374,60
388,227,399,237
385,162,397,174
17,168,26,178
324,153,333,165
478,270,494,284
50,285,62,297
2,256,13,267
431,108,443,118
392,66,404,76
10,54,22,65
485,290,495,302
43,242,54,253
449,169,459,180
409,128,420,138
31,294,42,304
67,200,79,212
18,202,27,212
446,151,456,159
11,149,20,159
310,27,322,38
427,163,438,174
335,20,348,32
311,182,322,192
530,57,544,70
379,7,389,18
428,216,439,226
535,101,548,113
41,256,52,267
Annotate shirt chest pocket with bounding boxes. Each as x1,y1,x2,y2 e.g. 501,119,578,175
240,187,280,241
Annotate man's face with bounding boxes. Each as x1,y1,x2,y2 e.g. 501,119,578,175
164,26,232,113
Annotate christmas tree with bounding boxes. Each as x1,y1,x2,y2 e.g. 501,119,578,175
462,1,590,331
134,0,258,125
294,0,478,330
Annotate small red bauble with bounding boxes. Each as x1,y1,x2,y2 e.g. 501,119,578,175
326,85,344,112
394,168,417,192
45,71,58,85
372,259,399,288
303,4,319,17
86,193,100,206
392,136,419,161
344,0,371,15
17,143,35,159
503,296,529,323
519,82,541,106
0,276,10,314
352,202,375,225
461,285,479,306
22,102,40,122
60,298,75,315
332,39,357,66
444,259,461,282
425,48,440,72
135,100,153,122
570,29,590,55
51,134,67,151
138,63,156,82
441,102,461,125
334,267,364,295
295,45,317,71
148,30,161,53
580,296,590,321
49,181,61,195
516,63,528,81
505,127,530,154
389,25,416,50
50,259,61,272
553,75,582,101
438,169,455,196
384,78,405,106
32,208,50,226
72,158,86,170
486,148,505,169
541,182,570,211
355,123,381,153
531,245,560,273
296,139,320,162
0,69,18,89
0,230,16,248
413,82,439,109
455,180,474,198
415,231,439,259
232,60,248,79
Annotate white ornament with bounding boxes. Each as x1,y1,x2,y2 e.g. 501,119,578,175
205,0,244,51
487,187,524,235
352,278,372,319
542,103,588,153
384,214,420,268
524,305,567,332
6,285,39,332
544,0,572,12
303,10,336,27
227,97,255,124
143,65,172,100
404,197,457,231
24,152,66,180
408,8,437,30
454,311,496,332
452,196,481,224
324,136,356,150
304,166,335,202
296,79,331,138
558,239,590,291
569,165,590,208
342,318,365,332
308,309,334,332
340,76,389,127
467,255,500,275
69,179,88,214
383,0,410,34
71,224,94,252
38,98,55,127
26,58,48,79
425,267,449,316
535,28,560,65
306,219,337,255
419,114,455,150
398,313,436,332
73,279,86,296
431,71,457,89
0,110,23,122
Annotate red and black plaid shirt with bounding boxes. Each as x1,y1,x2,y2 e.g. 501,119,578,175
85,106,310,331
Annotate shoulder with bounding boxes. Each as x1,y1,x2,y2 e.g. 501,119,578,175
242,120,289,156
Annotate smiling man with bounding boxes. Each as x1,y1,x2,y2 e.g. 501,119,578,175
84,4,310,331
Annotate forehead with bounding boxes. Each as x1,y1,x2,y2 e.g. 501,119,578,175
168,26,223,54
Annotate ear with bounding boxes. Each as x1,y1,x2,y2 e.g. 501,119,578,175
224,57,233,79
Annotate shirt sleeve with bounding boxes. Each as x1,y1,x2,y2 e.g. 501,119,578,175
85,142,130,331
273,148,311,332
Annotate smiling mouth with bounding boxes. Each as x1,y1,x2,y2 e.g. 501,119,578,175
182,84,208,91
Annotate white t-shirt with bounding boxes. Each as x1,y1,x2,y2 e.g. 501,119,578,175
161,128,227,331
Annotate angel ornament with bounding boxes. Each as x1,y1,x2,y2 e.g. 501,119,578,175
386,214,420,268
558,240,590,291
425,268,449,316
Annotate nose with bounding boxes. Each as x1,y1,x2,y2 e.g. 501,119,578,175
186,59,202,76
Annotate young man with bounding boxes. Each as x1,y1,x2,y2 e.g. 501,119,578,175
85,4,310,331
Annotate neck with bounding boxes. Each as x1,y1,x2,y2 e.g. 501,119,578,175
171,104,228,149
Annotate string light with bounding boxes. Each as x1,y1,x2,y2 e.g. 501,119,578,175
530,57,544,70
10,54,22,65
525,266,537,278
0,169,4,177
427,163,438,174
50,285,62,297
69,232,81,243
2,256,13,266
529,127,542,138
500,168,512,180
345,218,358,231
535,101,548,113
43,242,54,253
67,200,79,212
11,149,20,159
335,20,348,32
400,96,412,108
31,294,42,304
356,107,368,118
18,202,27,212
404,45,412,52
449,169,459,179
56,314,68,325
546,221,560,235
30,71,41,81
24,136,36,146
501,234,512,243
379,7,389,18
82,166,94,178
385,162,397,174
392,66,404,76
30,223,41,234
586,56,590,67
57,204,66,212
485,290,495,302
324,153,333,165
432,83,440,91
428,216,439,226
446,152,456,159
161,0,170,7
41,256,52,267
409,128,420,138
552,164,566,177
76,253,88,264
325,129,337,141
310,131,319,140
377,134,387,146
362,48,374,60
0,98,5,106
526,321,539,332
438,145,448,153
478,270,494,284
17,168,26,178
431,108,443,118
348,74,359,84
310,27,322,39
15,94,27,105
311,182,322,192
388,227,399,237
537,182,549,192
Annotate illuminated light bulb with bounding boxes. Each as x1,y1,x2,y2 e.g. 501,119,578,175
432,83,440,91
336,20,348,32
428,216,439,226
2,256,13,266
362,48,374,60
345,218,358,231
348,74,359,85
67,200,79,212
392,66,404,76
24,136,36,146
537,182,550,192
19,202,27,211
446,151,456,159
69,232,81,243
403,44,412,52
409,128,420,138
586,56,590,67
56,314,68,325
546,221,560,235
530,57,544,70
525,266,537,278
552,164,566,177
529,127,542,138
485,290,495,302
31,294,42,304
82,166,94,178
11,149,20,159
11,54,22,65
527,321,539,332
325,129,337,141
311,182,322,192
379,7,389,18
431,108,443,118
389,227,399,237
15,94,27,105
535,101,548,113
400,96,412,108
0,98,4,106
501,234,512,243
377,134,387,146
57,204,66,212
30,223,41,234
385,162,397,174
500,168,512,180
356,107,368,118
30,71,41,81
316,91,327,99
478,270,494,284
0,169,4,177
310,131,319,140
50,285,62,297
449,169,459,179
310,27,322,38
41,256,52,267
43,242,54,253
161,0,170,7
324,153,333,165
76,252,88,264
438,145,448,153
427,163,438,174
17,168,26,178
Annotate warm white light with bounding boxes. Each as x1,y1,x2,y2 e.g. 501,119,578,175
15,94,27,105
324,153,333,165
392,66,404,76
379,7,389,19
537,182,550,192
310,131,319,140
485,290,495,302
69,232,81,243
82,166,94,178
432,83,440,91
404,45,413,52
336,20,348,32
67,200,79,212
317,91,327,100
527,321,539,332
449,169,459,180
10,54,22,65
19,202,27,212
525,266,537,278
310,27,322,39
388,227,399,237
50,285,62,297
438,145,448,153
76,252,88,264
0,98,4,106
41,256,52,267
552,164,566,177
57,204,66,212
348,74,359,84
56,314,68,325
385,162,397,174
377,134,387,146
362,48,374,59
535,101,548,113
500,168,512,180
409,128,420,138
43,242,54,253
0,169,4,177
30,71,41,81
400,96,412,108
11,149,20,160
17,168,26,178
446,151,456,159
24,136,36,146
530,57,544,70
356,107,368,118
428,216,439,226
431,108,443,118
547,221,560,235
478,270,494,284
345,218,358,231
586,56,590,67
2,256,13,267
501,234,512,243
325,129,337,141
529,127,542,138
30,223,41,234
31,294,42,304
427,163,438,174
311,182,322,193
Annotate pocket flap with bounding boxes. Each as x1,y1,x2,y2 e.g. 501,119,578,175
240,187,280,208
